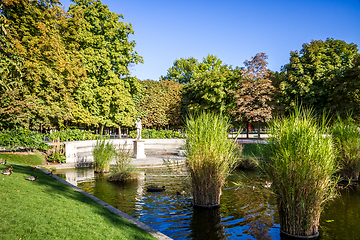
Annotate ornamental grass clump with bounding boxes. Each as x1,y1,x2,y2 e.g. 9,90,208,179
260,107,338,237
92,139,116,173
109,143,139,182
332,115,360,181
185,112,239,207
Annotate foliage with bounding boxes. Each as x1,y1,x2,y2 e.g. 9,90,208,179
160,54,224,84
46,141,66,163
183,65,240,114
0,164,156,239
69,0,143,129
136,80,182,128
234,53,275,123
332,115,360,181
108,143,138,182
260,106,338,236
0,0,87,129
128,129,183,139
276,38,359,116
185,112,239,206
0,129,48,151
329,55,360,119
46,129,99,142
92,139,117,172
160,57,200,84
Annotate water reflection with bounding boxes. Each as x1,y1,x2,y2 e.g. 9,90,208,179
55,168,360,240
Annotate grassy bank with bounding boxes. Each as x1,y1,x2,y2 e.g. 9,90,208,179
0,152,45,166
0,158,156,239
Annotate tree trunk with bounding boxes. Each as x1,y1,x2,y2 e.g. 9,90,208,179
118,126,121,139
246,122,249,139
258,120,260,139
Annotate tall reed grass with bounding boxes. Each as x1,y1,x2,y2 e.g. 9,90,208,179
332,115,360,181
185,112,239,207
92,139,116,173
109,143,139,182
260,107,338,237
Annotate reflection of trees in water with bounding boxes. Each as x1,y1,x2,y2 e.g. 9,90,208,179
190,206,226,240
228,170,278,240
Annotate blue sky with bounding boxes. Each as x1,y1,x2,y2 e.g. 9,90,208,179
60,0,360,81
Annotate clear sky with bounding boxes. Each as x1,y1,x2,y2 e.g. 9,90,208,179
60,0,360,81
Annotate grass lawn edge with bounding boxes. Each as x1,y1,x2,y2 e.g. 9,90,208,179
38,167,172,240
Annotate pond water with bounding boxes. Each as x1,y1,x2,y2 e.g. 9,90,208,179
55,167,360,240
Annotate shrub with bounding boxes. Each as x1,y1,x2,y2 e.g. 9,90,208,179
128,129,183,139
185,112,239,207
46,129,100,142
332,115,360,181
260,106,338,237
0,129,48,151
92,139,116,173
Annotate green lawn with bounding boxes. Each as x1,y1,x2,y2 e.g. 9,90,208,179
0,158,157,240
0,152,45,166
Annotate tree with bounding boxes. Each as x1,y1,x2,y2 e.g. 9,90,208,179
234,53,275,137
69,0,143,132
328,54,360,119
0,0,87,129
183,65,240,115
277,38,359,115
136,80,182,128
160,54,224,84
160,57,199,84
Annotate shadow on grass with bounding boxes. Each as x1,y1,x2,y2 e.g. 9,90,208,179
1,163,156,239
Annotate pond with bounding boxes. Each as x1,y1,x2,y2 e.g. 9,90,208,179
55,167,360,240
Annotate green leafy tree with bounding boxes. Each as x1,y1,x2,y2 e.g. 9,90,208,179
1,0,87,129
160,57,199,84
69,0,143,132
234,53,275,137
161,54,224,84
137,80,182,128
328,54,360,119
183,65,240,114
277,38,359,115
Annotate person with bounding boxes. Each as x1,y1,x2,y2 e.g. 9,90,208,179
135,118,142,139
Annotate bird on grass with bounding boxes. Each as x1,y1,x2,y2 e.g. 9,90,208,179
2,170,12,175
26,176,38,181
30,167,37,171
0,159,6,165
7,165,13,171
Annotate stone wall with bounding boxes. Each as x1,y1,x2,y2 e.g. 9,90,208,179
64,139,185,166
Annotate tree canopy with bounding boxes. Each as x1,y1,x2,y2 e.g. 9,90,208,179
69,0,143,129
136,80,182,128
234,53,275,123
0,0,87,129
276,38,359,116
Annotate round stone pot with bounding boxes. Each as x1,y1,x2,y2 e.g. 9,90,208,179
280,229,319,239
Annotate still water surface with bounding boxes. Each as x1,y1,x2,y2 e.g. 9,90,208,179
55,167,360,240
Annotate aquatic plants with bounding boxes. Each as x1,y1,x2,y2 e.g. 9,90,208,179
92,139,116,173
108,143,139,182
260,106,338,237
185,112,239,207
332,115,360,181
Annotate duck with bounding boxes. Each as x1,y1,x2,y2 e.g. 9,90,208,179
0,159,6,165
26,176,38,181
7,165,13,171
30,167,37,171
2,170,12,175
